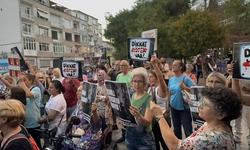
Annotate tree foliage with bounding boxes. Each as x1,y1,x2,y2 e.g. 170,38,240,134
168,10,225,59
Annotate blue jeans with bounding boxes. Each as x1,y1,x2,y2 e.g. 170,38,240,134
171,107,193,139
125,126,156,150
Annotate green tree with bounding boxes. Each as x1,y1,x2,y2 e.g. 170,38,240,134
168,10,225,59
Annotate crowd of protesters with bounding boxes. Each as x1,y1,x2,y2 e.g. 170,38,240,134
0,54,247,150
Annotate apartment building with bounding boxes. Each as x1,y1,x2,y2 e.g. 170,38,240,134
0,0,103,68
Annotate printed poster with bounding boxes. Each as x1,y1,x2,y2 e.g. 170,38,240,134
10,47,29,72
7,54,21,78
141,29,158,51
127,38,155,61
105,80,138,127
190,86,205,130
61,61,79,78
81,82,98,123
0,80,8,97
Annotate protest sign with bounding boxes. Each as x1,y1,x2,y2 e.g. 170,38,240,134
0,59,9,75
0,80,7,97
7,54,21,78
142,29,157,50
81,82,98,123
127,38,155,61
60,61,82,80
233,42,250,79
105,80,137,127
10,47,29,72
190,86,205,130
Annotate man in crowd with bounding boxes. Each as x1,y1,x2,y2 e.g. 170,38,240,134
116,60,131,143
109,60,121,81
160,57,169,79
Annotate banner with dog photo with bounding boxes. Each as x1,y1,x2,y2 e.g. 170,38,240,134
105,80,138,127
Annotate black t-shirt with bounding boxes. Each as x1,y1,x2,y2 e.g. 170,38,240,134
0,127,33,150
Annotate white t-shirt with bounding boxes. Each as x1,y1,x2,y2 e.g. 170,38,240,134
45,93,67,136
148,86,168,113
52,77,65,83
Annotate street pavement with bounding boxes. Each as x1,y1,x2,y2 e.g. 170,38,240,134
111,77,250,150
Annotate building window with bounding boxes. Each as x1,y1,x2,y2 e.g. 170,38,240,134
53,43,64,57
39,27,48,36
50,15,60,25
82,35,88,41
73,22,79,30
39,43,49,51
23,38,36,50
66,46,72,53
93,29,98,35
93,19,97,25
37,10,48,21
81,24,87,31
80,14,86,21
20,5,31,18
63,19,71,29
52,31,58,40
22,23,32,35
65,32,72,41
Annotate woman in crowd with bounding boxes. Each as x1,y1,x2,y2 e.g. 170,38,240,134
52,68,65,83
206,72,226,87
5,86,27,105
168,60,195,139
62,77,80,119
87,66,95,82
38,80,67,137
150,86,242,150
148,56,170,150
185,64,197,84
195,56,202,84
0,100,33,150
125,67,156,150
207,57,217,74
18,73,41,149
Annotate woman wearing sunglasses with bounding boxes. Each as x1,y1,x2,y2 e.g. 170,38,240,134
151,87,242,150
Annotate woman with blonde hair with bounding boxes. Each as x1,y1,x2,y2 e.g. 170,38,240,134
52,68,64,83
185,64,197,84
206,72,226,87
0,100,33,150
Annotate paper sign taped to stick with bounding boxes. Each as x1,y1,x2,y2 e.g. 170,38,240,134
127,38,155,61
7,54,21,78
61,61,79,78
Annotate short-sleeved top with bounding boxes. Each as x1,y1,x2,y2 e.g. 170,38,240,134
116,72,131,87
178,123,235,150
62,78,80,107
52,77,65,83
131,92,151,132
0,127,33,150
38,82,45,107
25,86,41,128
168,75,195,110
45,93,67,136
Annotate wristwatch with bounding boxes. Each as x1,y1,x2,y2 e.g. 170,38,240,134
155,115,164,122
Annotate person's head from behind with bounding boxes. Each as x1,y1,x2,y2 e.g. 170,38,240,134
77,86,83,100
130,67,148,92
199,87,242,125
172,60,186,73
5,87,27,105
96,65,106,73
120,60,129,74
0,100,25,128
206,72,226,87
49,80,65,96
185,64,193,74
53,68,62,79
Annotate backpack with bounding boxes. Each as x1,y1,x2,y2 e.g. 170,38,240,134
3,125,40,150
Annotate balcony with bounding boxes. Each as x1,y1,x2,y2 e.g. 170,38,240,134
82,41,89,47
88,31,93,36
74,28,80,33
89,41,94,46
51,22,63,29
20,12,34,21
22,31,36,38
37,51,53,58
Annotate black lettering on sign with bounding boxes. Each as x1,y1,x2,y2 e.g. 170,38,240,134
245,49,250,58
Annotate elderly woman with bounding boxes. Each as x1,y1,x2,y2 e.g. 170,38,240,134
206,72,226,87
148,56,170,150
52,68,65,83
0,100,33,150
151,87,242,150
62,85,103,150
125,67,155,150
185,64,197,84
168,60,195,139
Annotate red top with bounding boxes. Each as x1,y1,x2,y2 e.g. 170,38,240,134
62,78,80,107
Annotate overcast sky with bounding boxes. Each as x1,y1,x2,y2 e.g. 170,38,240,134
51,0,137,30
